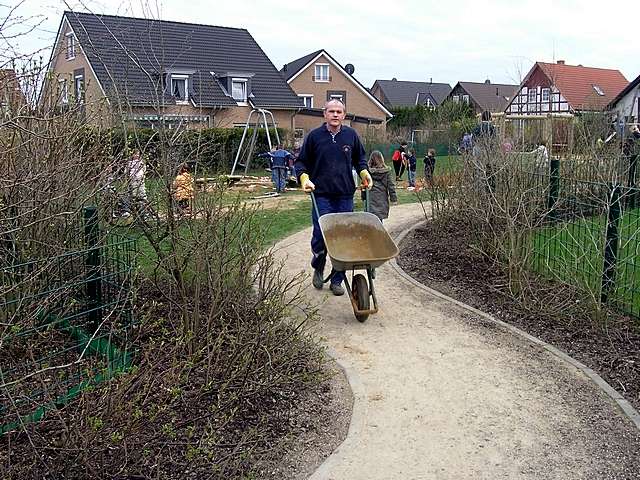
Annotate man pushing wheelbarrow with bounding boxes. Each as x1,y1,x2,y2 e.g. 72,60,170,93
295,99,398,322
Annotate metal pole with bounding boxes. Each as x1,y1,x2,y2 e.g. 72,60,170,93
601,185,622,305
84,206,102,332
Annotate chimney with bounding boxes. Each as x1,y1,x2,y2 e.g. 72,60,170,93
557,60,565,65
430,77,433,84
283,63,287,72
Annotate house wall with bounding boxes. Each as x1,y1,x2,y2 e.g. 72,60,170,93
612,87,640,126
506,67,570,116
288,54,388,126
48,20,111,124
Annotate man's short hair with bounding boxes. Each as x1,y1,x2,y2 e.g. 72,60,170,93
323,99,345,110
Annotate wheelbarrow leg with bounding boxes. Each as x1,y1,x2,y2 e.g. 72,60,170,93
366,267,379,312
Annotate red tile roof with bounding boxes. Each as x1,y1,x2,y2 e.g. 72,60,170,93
537,62,628,111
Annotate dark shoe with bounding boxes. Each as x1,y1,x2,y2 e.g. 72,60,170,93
330,282,345,296
312,269,324,289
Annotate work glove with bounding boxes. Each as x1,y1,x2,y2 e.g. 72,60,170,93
300,173,315,193
359,170,373,190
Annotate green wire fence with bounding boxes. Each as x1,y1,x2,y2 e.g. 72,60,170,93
1,207,136,434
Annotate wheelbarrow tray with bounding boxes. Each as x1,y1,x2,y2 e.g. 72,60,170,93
319,212,399,271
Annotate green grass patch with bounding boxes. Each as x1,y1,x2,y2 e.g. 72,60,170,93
529,208,640,316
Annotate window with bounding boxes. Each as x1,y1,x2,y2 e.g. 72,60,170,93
330,93,343,102
231,79,247,102
452,95,459,103
541,88,550,102
65,33,75,60
171,75,188,103
74,75,84,103
462,94,470,104
593,84,605,96
298,94,313,108
528,87,537,103
58,79,68,104
314,64,329,82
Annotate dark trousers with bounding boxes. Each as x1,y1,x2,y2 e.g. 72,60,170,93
271,167,287,193
311,195,354,285
393,160,405,179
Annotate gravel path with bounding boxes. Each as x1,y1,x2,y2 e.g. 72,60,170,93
274,203,640,480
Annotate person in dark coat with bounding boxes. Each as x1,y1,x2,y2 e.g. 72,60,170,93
362,150,397,222
295,99,373,296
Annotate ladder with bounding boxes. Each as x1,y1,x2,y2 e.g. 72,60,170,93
230,109,281,176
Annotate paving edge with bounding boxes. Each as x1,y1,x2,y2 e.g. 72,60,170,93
307,346,367,480
390,219,640,431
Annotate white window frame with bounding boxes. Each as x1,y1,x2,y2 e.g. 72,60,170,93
528,87,537,103
452,95,459,103
74,74,84,104
462,94,470,104
329,93,344,103
593,84,605,96
231,78,248,103
298,94,313,108
65,32,76,60
171,74,189,104
58,78,68,104
314,63,330,82
541,88,550,102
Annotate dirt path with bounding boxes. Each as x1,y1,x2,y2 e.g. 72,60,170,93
273,203,640,480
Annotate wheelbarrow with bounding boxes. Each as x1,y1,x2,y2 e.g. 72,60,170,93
310,189,399,322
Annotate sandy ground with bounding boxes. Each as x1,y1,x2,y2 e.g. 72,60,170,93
273,203,640,480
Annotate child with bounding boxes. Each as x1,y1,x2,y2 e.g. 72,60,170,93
172,163,194,216
424,148,436,183
406,149,417,190
363,150,397,222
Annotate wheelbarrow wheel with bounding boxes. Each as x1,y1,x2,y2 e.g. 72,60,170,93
352,274,370,323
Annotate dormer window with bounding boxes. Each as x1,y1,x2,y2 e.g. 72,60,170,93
314,64,330,82
231,78,247,102
171,74,189,103
593,84,605,96
65,32,76,60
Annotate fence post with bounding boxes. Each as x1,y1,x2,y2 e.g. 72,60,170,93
547,158,560,220
627,154,638,209
601,185,622,304
84,206,102,332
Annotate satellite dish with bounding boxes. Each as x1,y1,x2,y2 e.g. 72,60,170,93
345,63,355,75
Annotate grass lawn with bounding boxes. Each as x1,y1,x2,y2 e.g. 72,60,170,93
530,208,640,316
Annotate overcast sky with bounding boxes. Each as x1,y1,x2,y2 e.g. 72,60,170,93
5,0,638,88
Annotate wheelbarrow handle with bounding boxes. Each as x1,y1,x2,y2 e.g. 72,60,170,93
310,185,369,216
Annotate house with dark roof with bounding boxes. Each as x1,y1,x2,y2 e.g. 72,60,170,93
608,73,640,128
505,61,628,116
280,49,392,137
446,80,518,115
44,11,303,129
370,79,452,109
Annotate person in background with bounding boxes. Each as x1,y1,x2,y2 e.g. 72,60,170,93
127,149,147,204
363,150,397,222
424,148,436,183
259,145,292,193
392,141,408,181
172,163,194,216
295,99,372,296
406,148,417,190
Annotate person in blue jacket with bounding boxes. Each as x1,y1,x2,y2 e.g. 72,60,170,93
258,145,292,193
295,99,373,296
